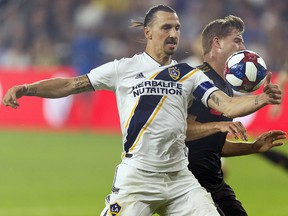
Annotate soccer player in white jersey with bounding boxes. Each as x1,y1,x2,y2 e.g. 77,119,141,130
2,5,282,216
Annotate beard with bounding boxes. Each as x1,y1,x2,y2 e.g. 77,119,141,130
164,48,177,56
164,37,178,56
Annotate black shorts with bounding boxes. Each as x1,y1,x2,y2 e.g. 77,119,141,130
212,182,248,216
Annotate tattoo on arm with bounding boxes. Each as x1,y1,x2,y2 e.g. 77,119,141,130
73,76,93,93
211,94,220,106
255,95,259,105
26,86,37,95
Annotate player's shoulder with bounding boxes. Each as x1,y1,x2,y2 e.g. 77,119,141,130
174,62,198,71
195,63,212,73
117,52,144,62
115,52,145,69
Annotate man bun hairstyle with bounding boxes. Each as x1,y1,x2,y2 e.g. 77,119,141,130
130,4,176,28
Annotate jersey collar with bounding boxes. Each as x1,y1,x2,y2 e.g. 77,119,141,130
143,52,177,67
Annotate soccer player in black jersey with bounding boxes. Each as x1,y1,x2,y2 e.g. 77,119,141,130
185,15,286,216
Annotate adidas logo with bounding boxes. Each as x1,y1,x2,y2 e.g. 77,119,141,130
135,73,145,79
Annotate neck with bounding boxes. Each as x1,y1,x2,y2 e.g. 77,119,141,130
203,53,225,79
145,47,172,66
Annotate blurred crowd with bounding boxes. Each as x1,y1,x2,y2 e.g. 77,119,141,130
0,0,287,75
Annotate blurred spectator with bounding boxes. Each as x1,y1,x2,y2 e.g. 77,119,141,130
0,19,31,68
0,0,286,72
30,33,59,66
0,39,31,68
72,0,106,75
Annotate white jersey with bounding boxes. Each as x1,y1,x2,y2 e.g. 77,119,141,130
87,52,218,172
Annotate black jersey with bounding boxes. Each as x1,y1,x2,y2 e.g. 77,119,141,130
186,62,233,193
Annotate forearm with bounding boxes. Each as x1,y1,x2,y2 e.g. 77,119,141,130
25,78,72,98
25,76,93,98
221,140,256,157
186,121,222,141
224,94,267,118
2,75,94,108
208,91,267,118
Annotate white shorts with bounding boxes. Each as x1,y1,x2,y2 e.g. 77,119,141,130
101,163,219,216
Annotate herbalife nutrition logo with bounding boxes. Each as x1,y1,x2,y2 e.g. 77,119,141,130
132,80,182,97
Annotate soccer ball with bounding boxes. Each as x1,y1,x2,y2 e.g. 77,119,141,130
224,50,267,93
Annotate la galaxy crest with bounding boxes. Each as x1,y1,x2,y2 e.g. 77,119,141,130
168,66,180,80
109,202,122,216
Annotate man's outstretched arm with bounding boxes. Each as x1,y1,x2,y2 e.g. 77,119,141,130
2,75,93,108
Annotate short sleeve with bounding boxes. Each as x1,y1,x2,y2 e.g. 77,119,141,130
87,59,118,91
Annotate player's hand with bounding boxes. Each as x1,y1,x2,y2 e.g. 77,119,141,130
263,72,282,104
2,85,27,109
252,130,286,153
217,121,248,141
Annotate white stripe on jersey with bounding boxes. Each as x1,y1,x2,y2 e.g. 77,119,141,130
87,52,218,172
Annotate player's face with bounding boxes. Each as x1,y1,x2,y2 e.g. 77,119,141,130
145,11,180,57
219,29,246,63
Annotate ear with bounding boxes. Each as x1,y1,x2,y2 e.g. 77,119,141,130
212,36,221,49
144,26,152,40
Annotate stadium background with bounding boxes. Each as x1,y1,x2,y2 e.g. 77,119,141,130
0,0,287,216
